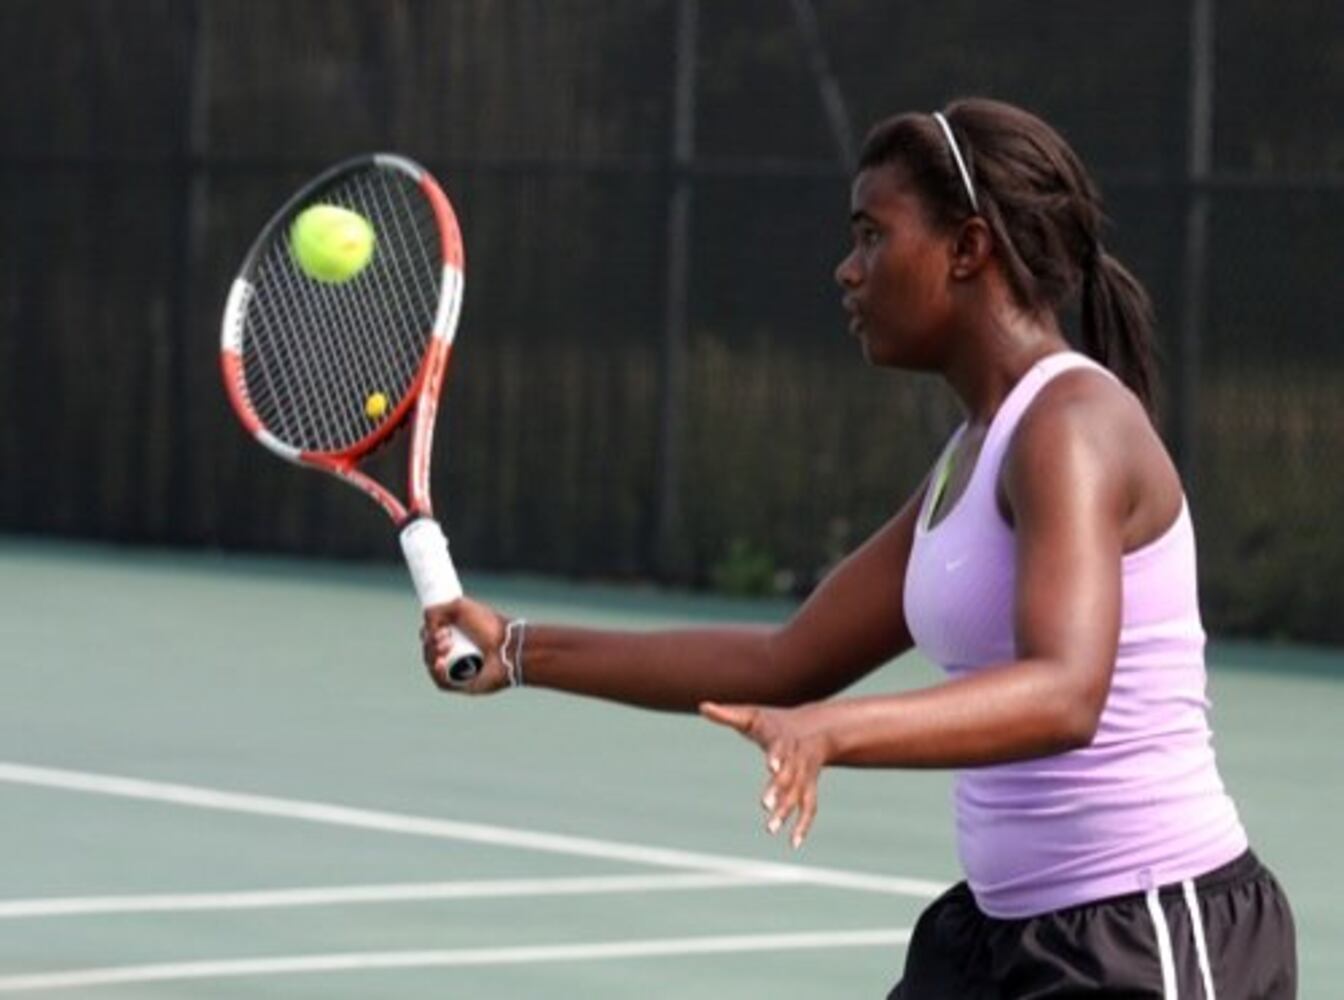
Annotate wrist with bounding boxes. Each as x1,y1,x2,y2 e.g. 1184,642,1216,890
797,701,843,767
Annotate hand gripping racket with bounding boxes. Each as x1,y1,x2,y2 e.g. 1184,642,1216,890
220,153,483,686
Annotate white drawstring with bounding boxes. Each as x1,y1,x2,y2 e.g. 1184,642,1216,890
1146,876,1219,999
1182,878,1217,999
1145,885,1179,999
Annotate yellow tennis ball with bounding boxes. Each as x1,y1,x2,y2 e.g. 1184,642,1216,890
364,391,389,420
290,204,375,283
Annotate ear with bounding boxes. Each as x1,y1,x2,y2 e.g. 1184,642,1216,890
949,217,993,281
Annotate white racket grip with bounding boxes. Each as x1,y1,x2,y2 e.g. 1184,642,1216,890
400,517,463,605
399,518,484,686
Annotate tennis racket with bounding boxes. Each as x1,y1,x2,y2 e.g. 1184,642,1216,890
220,153,483,686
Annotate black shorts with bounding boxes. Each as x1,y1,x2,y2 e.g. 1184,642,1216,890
888,850,1296,999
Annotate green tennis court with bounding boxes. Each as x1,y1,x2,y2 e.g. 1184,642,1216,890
1,539,1340,997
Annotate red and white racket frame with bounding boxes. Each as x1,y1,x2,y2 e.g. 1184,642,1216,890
220,153,483,683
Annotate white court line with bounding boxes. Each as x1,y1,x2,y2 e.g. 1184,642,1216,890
0,928,913,992
0,873,776,919
0,762,947,899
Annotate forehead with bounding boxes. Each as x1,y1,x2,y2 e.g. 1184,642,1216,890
850,165,925,221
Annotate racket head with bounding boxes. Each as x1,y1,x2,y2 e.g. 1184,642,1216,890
220,154,464,509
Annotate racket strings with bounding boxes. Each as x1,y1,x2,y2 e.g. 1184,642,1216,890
240,168,445,454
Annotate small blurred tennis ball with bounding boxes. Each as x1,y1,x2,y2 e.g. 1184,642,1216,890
364,391,389,420
290,204,375,283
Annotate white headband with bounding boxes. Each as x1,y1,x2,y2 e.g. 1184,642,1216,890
932,111,979,212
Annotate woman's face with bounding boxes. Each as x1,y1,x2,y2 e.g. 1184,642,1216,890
834,165,957,369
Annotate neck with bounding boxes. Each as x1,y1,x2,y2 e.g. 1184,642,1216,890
943,306,1070,425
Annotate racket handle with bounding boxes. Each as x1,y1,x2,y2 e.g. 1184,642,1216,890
399,518,484,686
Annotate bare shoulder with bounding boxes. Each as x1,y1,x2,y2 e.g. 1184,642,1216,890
1002,367,1181,547
1014,368,1153,461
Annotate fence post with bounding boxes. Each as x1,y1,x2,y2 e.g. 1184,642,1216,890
1177,0,1215,497
655,0,698,581
787,0,855,173
165,0,210,536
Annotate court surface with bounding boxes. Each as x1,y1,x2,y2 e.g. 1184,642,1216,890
1,539,1339,997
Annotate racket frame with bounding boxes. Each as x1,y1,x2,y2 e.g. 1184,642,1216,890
221,153,463,525
220,153,482,684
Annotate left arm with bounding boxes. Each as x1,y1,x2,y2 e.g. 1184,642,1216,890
704,383,1132,845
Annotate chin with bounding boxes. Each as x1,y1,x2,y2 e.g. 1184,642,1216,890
861,330,939,372
859,337,908,370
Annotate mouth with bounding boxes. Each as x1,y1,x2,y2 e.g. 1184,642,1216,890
842,299,864,335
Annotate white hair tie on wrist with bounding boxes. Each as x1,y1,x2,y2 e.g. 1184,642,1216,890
501,618,527,688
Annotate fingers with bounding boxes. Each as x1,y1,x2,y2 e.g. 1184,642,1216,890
419,598,512,695
701,702,823,848
423,625,456,690
418,620,457,691
759,740,820,850
420,605,459,690
424,597,504,652
793,785,819,847
422,600,459,631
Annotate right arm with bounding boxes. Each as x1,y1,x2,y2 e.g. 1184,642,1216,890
423,482,927,712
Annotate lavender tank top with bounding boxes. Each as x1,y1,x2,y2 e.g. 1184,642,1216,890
903,351,1247,918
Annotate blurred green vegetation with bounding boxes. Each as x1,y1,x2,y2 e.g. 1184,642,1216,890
1197,371,1344,642
685,339,1344,645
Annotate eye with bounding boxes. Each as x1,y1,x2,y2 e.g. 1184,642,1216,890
858,223,881,248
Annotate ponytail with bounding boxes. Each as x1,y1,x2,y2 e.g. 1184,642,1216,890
1080,249,1160,417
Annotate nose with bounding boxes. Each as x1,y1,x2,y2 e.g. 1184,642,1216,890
834,248,860,289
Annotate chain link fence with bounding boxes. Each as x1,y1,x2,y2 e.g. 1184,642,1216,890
3,0,1342,641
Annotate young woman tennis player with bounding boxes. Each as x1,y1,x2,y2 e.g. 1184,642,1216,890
421,98,1296,998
